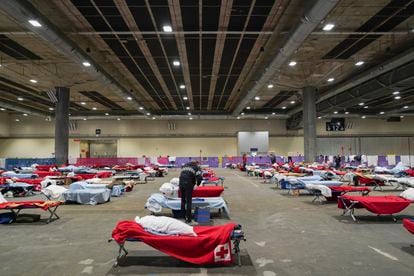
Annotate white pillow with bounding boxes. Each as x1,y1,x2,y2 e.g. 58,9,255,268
159,183,177,197
135,215,197,236
170,178,179,186
400,188,414,201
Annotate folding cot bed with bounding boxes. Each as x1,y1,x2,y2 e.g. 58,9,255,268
402,218,414,246
0,182,36,197
145,193,229,216
0,198,62,224
62,182,111,205
338,194,413,222
306,184,371,203
109,220,245,267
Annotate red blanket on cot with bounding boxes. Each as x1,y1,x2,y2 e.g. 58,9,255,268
330,186,370,193
34,171,61,178
338,195,412,215
112,221,237,265
403,219,414,234
178,186,224,197
0,201,62,211
96,171,113,178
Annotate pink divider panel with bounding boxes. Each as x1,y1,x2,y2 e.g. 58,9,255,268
76,158,138,167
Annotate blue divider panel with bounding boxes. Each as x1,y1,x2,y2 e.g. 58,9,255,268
5,158,56,170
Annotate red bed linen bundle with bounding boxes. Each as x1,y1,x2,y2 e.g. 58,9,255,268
112,221,237,265
403,219,414,234
338,195,411,215
330,186,370,193
178,186,224,197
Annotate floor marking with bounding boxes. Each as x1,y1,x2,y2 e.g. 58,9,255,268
233,173,259,187
263,271,277,276
368,246,398,261
81,266,93,274
256,257,274,267
255,241,266,247
78,259,94,265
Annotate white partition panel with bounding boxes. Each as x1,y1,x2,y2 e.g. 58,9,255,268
316,137,359,155
237,131,269,154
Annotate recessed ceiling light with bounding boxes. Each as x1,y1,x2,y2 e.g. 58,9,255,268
392,91,400,95
139,106,144,110
186,106,190,110
272,112,276,115
117,118,121,121
83,118,87,121
333,111,338,114
189,117,193,120
152,117,156,120
92,107,97,110
246,106,251,110
264,116,269,119
394,96,401,100
327,78,335,82
49,107,54,111
364,106,368,109
82,61,91,67
267,84,274,89
317,116,322,119
400,115,405,118
241,112,245,115
379,111,385,115
403,106,409,109
146,112,151,116
188,112,191,116
290,101,295,104
173,60,180,66
345,111,350,114
179,84,185,89
28,20,42,27
282,106,286,109
0,108,5,111
126,96,132,100
361,116,366,119
30,79,37,83
105,113,109,115
23,113,28,116
183,96,188,100
254,96,260,101
358,102,364,106
288,61,297,67
355,61,364,66
17,97,24,101
81,102,86,105
163,25,172,33
237,116,240,119
323,23,335,31
15,118,20,122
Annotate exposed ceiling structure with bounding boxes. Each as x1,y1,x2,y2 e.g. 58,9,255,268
0,0,413,121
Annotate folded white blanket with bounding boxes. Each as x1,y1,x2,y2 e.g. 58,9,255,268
305,184,332,197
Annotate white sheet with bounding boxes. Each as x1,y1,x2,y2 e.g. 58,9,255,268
305,184,332,197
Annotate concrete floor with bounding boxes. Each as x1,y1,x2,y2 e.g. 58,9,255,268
1,168,413,276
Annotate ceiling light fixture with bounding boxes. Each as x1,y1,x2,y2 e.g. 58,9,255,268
237,116,240,119
163,25,172,33
15,118,20,122
333,111,338,114
264,116,268,119
173,60,180,66
179,84,185,89
288,61,297,67
317,116,322,119
290,101,295,104
183,96,188,100
139,106,144,110
267,84,274,89
364,106,368,109
146,112,151,116
327,77,335,82
28,19,42,27
0,108,5,111
355,61,365,66
105,113,109,116
92,107,97,110
82,61,91,67
17,97,24,101
188,112,191,116
272,112,276,115
152,117,156,120
358,102,364,106
29,79,37,83
282,106,286,110
186,106,190,110
117,118,121,121
254,96,260,101
83,118,87,121
189,117,193,120
23,113,28,116
49,107,54,111
345,111,350,114
403,106,409,109
246,106,251,110
81,102,86,105
400,115,405,118
241,112,245,115
323,23,335,31
394,96,401,100
379,111,385,115
361,116,366,119
392,91,400,95
126,96,132,100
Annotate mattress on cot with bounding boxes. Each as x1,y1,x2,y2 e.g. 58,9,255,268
145,193,229,215
75,182,123,197
112,220,237,265
0,200,61,210
397,178,414,188
63,183,111,205
338,195,412,215
178,186,224,197
403,219,414,234
298,180,343,186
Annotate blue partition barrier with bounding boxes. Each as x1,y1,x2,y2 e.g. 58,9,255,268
5,158,56,170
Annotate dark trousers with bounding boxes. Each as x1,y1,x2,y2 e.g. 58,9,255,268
179,184,194,222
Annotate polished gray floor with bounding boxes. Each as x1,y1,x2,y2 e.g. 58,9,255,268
0,168,413,276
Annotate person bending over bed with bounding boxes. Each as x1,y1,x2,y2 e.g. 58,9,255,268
179,161,203,225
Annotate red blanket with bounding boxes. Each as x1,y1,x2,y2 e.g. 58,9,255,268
403,219,414,234
112,221,237,265
0,200,62,211
330,186,370,193
338,195,412,215
34,171,61,178
96,171,113,178
178,186,224,197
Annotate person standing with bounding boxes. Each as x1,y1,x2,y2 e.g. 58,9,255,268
242,153,248,171
179,161,203,225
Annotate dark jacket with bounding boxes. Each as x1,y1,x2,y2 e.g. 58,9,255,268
179,162,203,188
